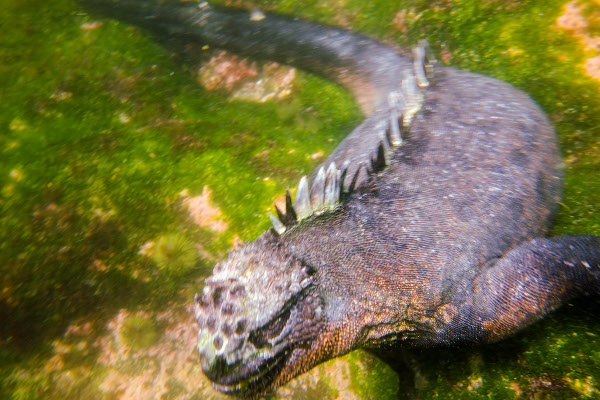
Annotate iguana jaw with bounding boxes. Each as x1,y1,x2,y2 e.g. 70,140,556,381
200,326,348,397
201,344,290,395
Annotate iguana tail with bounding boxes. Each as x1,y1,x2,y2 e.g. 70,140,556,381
79,0,414,114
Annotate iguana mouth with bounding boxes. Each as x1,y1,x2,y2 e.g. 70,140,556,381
202,346,290,395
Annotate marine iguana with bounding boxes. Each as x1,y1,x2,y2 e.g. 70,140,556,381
81,0,600,397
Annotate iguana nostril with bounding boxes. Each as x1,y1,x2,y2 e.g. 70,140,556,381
213,335,224,350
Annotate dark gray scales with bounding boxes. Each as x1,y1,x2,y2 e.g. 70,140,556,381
80,0,600,397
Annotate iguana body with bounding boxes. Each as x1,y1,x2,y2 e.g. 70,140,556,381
82,1,600,397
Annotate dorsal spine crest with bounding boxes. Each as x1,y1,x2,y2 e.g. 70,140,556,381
269,40,433,234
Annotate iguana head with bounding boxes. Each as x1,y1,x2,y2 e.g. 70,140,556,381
193,230,336,396
193,144,394,395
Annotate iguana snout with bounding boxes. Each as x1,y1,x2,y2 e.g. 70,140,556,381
193,233,325,394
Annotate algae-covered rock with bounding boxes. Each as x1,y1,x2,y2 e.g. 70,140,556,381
275,350,399,400
119,314,159,350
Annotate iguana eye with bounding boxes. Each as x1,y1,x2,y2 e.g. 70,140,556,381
249,308,291,348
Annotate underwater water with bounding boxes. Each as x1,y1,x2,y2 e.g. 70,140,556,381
1,0,599,398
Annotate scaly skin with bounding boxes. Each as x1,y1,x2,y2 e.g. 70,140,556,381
80,0,600,397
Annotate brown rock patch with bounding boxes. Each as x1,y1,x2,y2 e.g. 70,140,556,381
181,186,228,233
557,1,600,83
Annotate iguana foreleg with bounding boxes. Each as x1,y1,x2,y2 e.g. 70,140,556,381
444,235,600,343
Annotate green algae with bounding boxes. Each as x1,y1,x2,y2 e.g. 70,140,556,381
1,0,599,398
288,379,339,400
119,314,159,350
151,233,199,274
347,350,400,400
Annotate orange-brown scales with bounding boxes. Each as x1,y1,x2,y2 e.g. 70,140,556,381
81,0,600,397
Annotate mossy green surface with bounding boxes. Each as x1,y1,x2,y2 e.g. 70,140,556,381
151,233,200,274
1,0,599,398
347,351,400,400
119,314,159,350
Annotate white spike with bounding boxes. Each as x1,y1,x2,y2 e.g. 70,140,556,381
269,213,286,235
413,43,429,88
419,39,435,79
401,70,423,125
294,176,312,220
387,92,403,146
249,9,266,21
311,166,326,213
352,163,368,190
340,159,350,172
403,71,418,102
324,163,338,209
339,159,351,192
